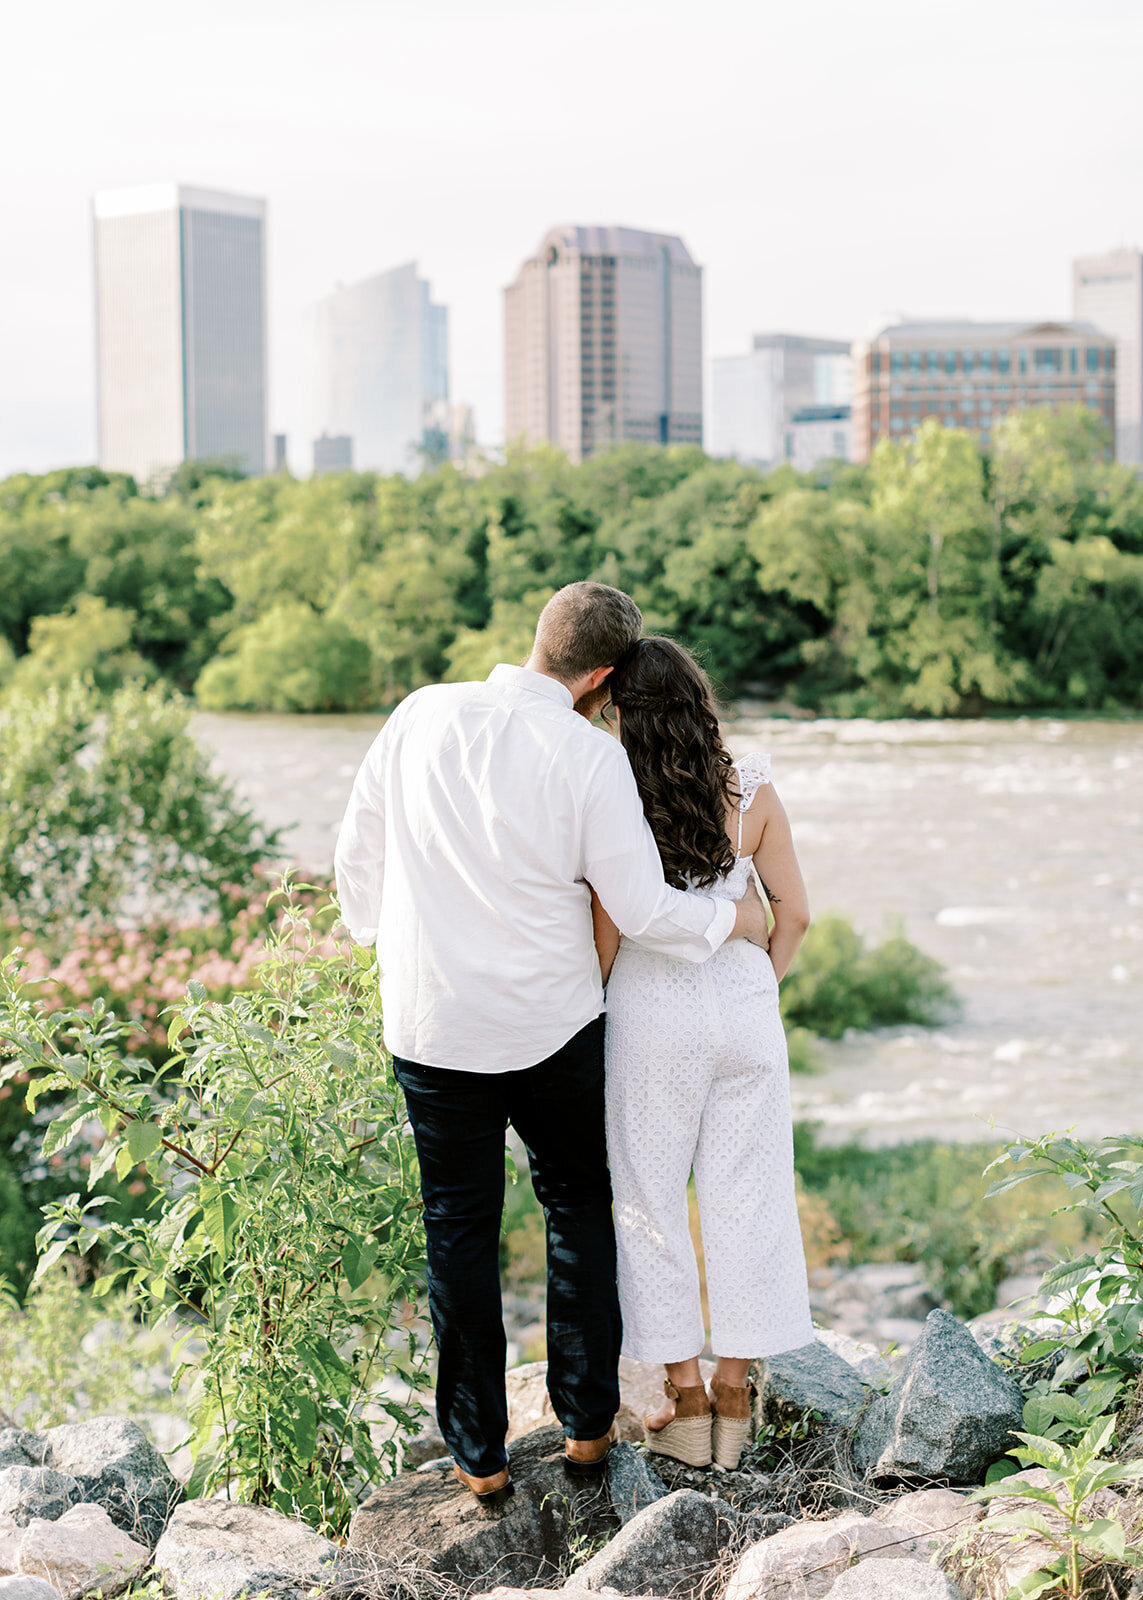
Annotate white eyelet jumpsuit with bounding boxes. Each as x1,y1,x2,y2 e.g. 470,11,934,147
603,753,814,1363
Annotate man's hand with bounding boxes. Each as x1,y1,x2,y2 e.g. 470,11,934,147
730,880,770,949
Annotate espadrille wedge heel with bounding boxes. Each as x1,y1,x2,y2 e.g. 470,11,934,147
710,1377,754,1470
643,1380,712,1467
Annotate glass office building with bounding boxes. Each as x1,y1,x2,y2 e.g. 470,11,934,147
94,184,267,483
851,320,1116,462
504,225,703,461
1074,249,1143,466
306,264,449,476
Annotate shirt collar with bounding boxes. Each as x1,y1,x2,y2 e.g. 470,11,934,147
488,663,575,709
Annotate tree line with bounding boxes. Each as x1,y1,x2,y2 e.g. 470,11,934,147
2,406,1141,716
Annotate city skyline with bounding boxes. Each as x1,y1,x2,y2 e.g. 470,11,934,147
3,0,1143,479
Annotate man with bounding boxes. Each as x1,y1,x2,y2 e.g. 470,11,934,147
334,581,768,1505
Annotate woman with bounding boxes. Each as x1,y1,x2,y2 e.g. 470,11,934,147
591,637,814,1471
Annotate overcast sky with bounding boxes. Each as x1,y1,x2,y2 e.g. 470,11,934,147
2,0,1142,479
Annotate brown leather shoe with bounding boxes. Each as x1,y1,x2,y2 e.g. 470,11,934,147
452,1460,514,1507
564,1422,619,1477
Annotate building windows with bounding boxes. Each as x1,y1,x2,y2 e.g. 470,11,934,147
978,349,992,372
997,349,1011,375
1018,348,1028,375
1085,347,1101,373
963,350,976,373
891,351,904,374
1069,346,1078,374
871,351,882,375
909,349,922,373
1034,348,1062,372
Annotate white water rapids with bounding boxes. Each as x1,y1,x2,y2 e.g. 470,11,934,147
194,710,1143,1146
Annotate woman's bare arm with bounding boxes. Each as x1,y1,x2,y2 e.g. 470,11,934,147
589,887,622,986
749,784,810,982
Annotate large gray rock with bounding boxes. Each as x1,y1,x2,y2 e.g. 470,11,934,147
0,1516,21,1576
0,1476,79,1530
828,1558,966,1600
754,1340,870,1429
46,1418,180,1546
152,1500,338,1600
857,1311,1024,1486
348,1425,618,1590
0,1580,64,1600
0,1421,179,1547
723,1511,923,1600
17,1504,150,1598
872,1488,981,1545
573,1488,735,1596
605,1442,668,1525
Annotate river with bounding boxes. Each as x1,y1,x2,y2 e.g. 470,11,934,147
193,709,1143,1146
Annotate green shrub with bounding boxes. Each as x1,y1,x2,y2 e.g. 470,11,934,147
3,597,152,701
0,885,428,1534
196,601,375,711
0,676,275,937
0,1268,182,1430
781,914,958,1039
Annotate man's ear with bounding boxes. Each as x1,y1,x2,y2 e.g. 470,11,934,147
587,665,614,691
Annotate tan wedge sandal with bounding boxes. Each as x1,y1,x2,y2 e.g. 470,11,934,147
643,1380,712,1468
710,1377,755,1470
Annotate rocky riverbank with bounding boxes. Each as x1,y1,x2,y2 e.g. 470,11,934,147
3,1308,1139,1600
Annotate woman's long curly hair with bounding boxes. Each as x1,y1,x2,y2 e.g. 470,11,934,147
607,636,736,889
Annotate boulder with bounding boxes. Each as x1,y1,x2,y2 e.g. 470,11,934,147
0,1421,179,1548
17,1504,149,1598
754,1340,870,1430
723,1511,922,1600
152,1500,339,1600
827,1557,966,1600
0,1580,64,1600
45,1418,181,1546
605,1442,668,1525
0,1475,79,1530
872,1488,981,1545
468,1591,656,1600
0,1516,21,1576
857,1311,1024,1486
573,1488,736,1596
348,1425,618,1590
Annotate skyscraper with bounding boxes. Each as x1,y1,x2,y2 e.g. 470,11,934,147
850,319,1116,462
94,183,267,482
306,264,448,476
504,225,703,461
710,333,852,468
1073,248,1143,465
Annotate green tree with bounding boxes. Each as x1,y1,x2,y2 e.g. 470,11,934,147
0,677,273,932
4,596,151,700
195,601,375,712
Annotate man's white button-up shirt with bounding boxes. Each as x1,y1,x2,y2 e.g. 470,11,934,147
334,664,736,1073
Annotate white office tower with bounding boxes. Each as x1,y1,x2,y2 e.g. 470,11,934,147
1074,249,1143,465
710,334,852,468
306,264,449,475
93,184,268,482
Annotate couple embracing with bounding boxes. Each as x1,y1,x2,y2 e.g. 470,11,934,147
335,582,813,1504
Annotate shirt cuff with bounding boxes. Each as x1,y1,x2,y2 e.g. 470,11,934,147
704,897,737,954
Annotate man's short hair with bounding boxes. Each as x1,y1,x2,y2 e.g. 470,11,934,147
533,582,642,681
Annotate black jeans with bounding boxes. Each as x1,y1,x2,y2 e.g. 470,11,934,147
393,1015,621,1478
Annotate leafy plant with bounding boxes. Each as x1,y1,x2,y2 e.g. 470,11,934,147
0,884,428,1535
0,677,276,936
780,914,958,1040
966,1416,1143,1600
0,1267,182,1431
986,1134,1143,1387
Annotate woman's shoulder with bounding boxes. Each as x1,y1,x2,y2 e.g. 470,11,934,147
734,751,772,783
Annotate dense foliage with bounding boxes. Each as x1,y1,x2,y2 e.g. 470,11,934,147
0,889,428,1535
0,677,276,934
3,410,1142,715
